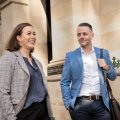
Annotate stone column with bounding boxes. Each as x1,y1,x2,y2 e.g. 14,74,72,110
47,1,74,120
0,0,30,52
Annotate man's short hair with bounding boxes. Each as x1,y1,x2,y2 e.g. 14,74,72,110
78,22,93,31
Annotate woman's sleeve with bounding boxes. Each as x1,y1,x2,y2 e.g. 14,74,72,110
0,52,17,120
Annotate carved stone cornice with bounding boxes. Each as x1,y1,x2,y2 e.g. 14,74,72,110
0,0,10,10
47,60,64,76
0,0,28,10
0,0,7,4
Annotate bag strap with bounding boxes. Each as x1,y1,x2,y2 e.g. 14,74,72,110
100,48,114,99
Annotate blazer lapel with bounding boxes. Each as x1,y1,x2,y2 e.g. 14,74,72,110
33,58,47,89
14,51,29,75
77,48,83,69
94,47,101,59
34,58,46,81
94,47,104,70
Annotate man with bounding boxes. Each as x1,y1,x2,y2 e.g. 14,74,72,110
60,22,117,120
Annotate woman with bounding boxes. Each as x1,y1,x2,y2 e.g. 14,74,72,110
0,23,54,120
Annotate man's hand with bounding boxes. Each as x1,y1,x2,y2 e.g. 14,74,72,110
97,59,109,72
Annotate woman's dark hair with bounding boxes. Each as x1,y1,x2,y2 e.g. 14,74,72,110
6,23,33,52
78,22,93,32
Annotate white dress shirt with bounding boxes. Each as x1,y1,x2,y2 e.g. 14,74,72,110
78,47,101,96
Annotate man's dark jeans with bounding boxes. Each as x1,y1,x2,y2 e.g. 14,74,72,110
69,98,112,120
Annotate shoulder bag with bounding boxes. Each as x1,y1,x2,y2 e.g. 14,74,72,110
100,48,120,120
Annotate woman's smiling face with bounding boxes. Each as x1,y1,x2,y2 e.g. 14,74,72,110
17,26,36,51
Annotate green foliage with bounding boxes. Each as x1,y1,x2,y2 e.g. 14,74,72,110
112,57,120,69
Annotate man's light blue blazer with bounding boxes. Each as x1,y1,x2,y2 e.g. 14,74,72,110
60,47,117,111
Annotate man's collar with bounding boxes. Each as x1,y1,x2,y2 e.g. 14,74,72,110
81,46,94,53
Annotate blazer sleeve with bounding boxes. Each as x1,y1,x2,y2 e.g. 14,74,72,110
0,52,17,120
60,53,72,109
104,49,117,80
